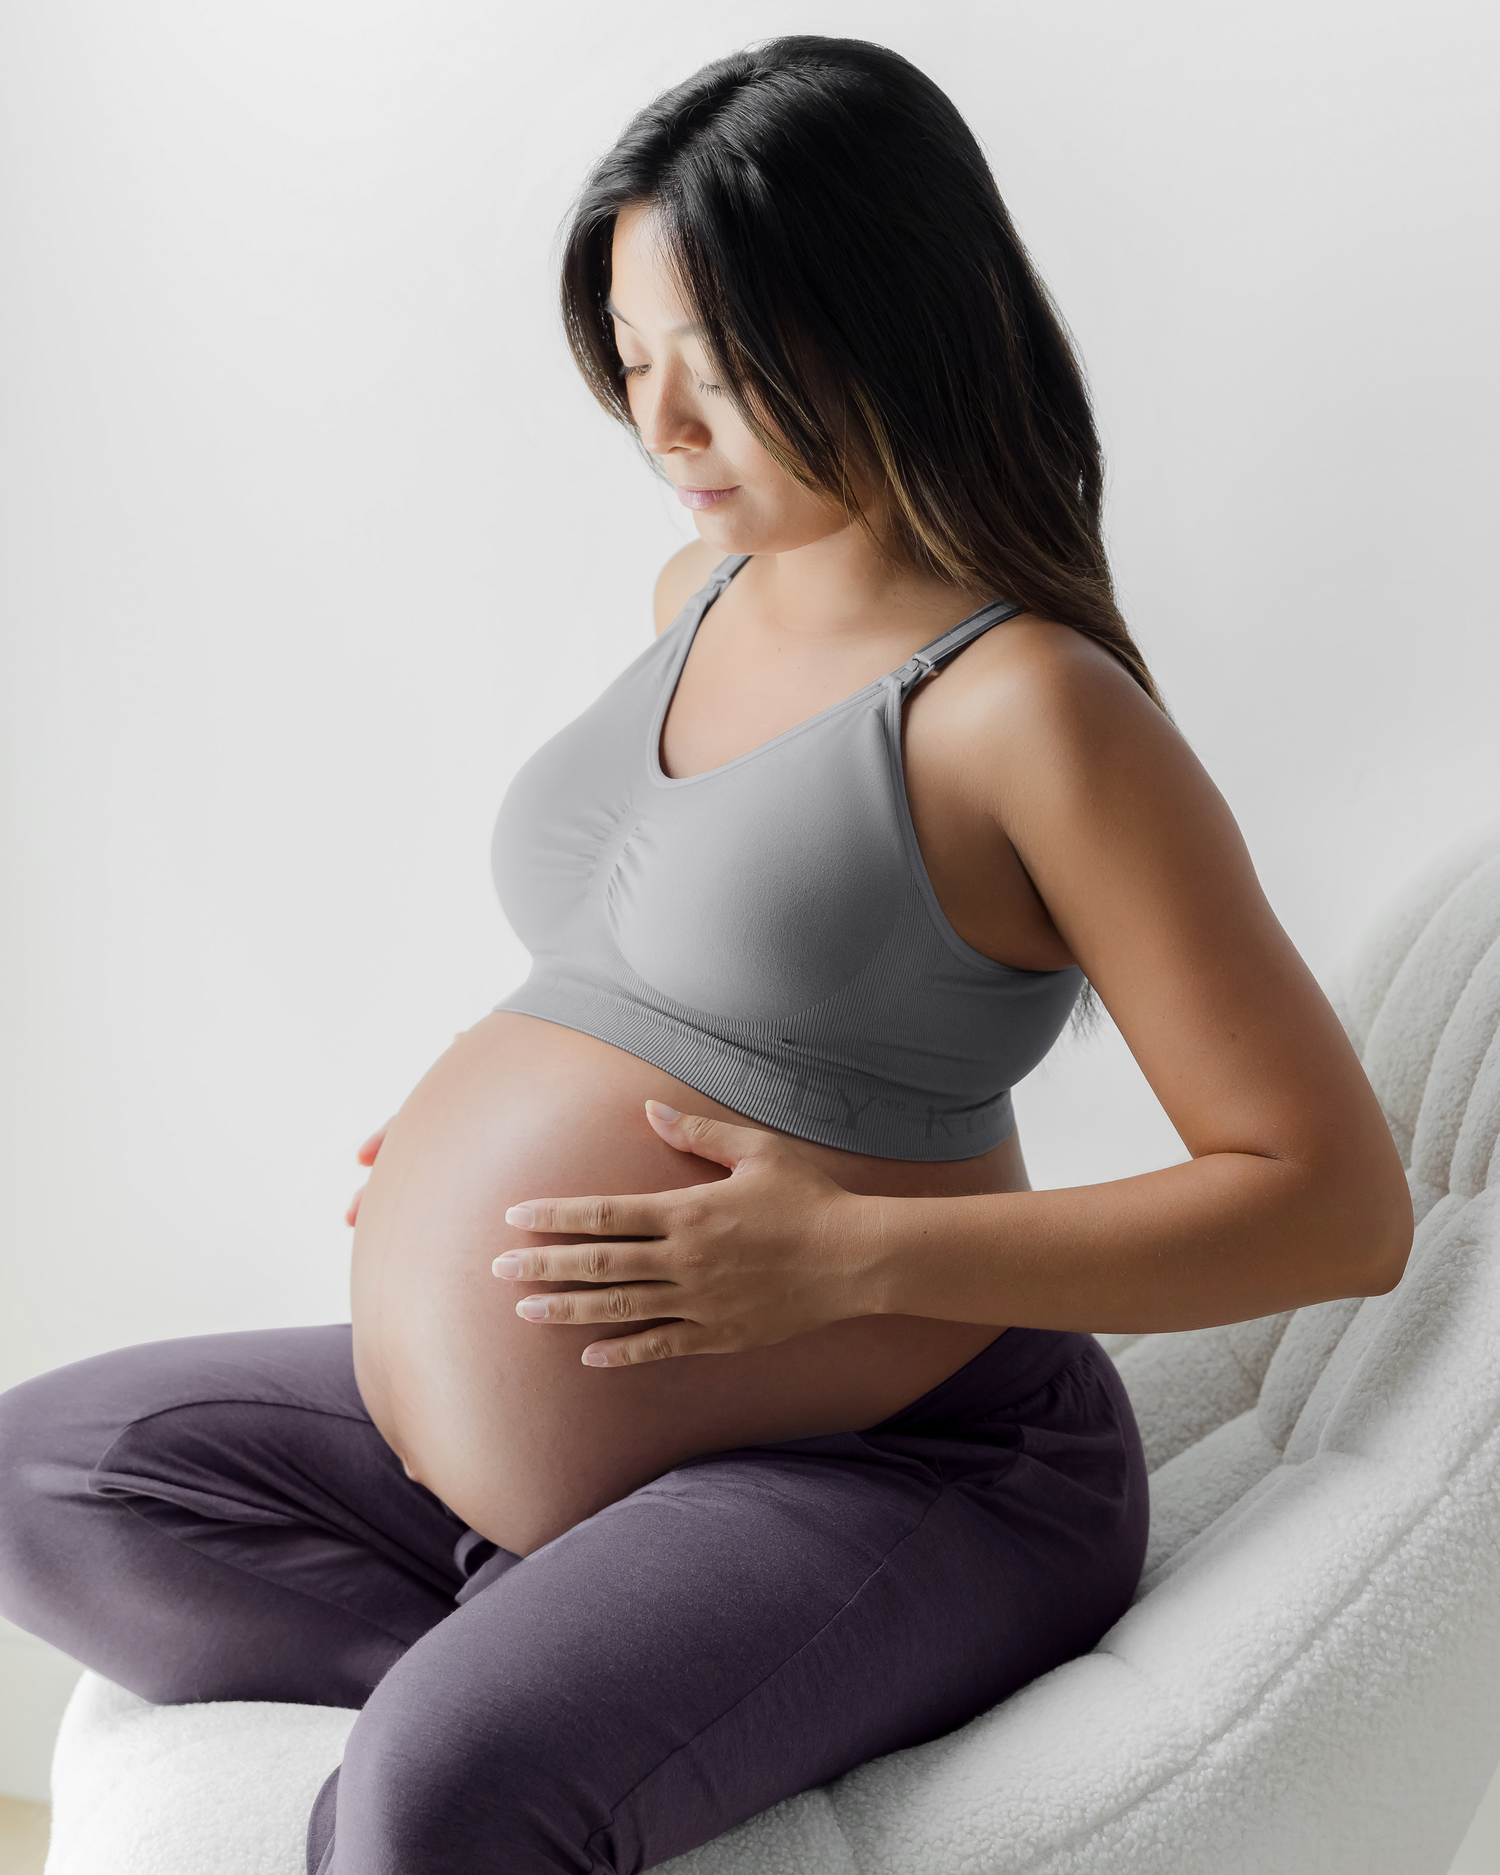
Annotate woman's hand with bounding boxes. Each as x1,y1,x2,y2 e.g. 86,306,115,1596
344,1125,389,1227
493,1101,876,1367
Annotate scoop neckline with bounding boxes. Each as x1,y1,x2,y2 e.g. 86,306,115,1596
648,558,1007,790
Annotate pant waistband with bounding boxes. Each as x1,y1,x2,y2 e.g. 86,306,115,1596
864,1327,1098,1434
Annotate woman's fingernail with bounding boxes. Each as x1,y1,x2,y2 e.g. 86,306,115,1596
505,1205,535,1228
516,1296,549,1320
493,1253,521,1278
582,1346,611,1366
646,1100,681,1123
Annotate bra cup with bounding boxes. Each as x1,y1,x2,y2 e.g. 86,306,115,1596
492,648,666,952
489,576,1083,1158
605,710,904,1023
494,744,624,952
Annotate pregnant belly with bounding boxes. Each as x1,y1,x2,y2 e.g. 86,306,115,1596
351,1011,1017,1555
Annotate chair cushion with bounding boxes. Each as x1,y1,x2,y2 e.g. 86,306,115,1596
47,1673,352,1875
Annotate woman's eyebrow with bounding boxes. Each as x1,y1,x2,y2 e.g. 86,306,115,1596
604,297,701,337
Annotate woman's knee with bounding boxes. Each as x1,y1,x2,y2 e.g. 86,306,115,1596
328,1651,610,1874
0,1362,98,1631
0,1327,365,1595
0,1342,206,1641
331,1723,584,1874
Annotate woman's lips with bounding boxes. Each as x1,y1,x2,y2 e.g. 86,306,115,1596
674,484,739,510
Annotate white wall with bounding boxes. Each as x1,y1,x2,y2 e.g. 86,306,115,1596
1,0,1497,1809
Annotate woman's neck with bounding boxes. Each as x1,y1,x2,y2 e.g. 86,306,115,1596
734,522,990,647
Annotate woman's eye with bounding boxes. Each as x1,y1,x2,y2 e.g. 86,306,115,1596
617,361,720,394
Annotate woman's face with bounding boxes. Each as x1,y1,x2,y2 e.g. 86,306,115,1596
608,202,854,556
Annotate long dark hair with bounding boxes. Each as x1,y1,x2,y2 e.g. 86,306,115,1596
560,35,1163,709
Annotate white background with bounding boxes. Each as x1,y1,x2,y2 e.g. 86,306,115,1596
2,0,1499,1833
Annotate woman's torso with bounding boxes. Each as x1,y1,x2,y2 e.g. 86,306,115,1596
351,556,1083,1556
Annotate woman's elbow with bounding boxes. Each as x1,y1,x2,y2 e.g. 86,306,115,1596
1282,1119,1412,1303
1362,1211,1414,1296
1331,1153,1414,1299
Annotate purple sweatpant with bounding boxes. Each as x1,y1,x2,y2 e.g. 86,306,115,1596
0,1323,1146,1873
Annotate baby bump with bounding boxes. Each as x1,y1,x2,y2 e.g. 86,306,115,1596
350,1012,1007,1555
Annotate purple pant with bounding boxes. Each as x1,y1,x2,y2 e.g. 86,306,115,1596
0,1323,1146,1873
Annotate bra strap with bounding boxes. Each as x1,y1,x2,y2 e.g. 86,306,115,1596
708,553,752,592
673,554,751,639
893,599,1023,696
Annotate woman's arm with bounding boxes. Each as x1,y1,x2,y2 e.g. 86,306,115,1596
855,620,1412,1332
851,1134,1406,1339
496,623,1413,1362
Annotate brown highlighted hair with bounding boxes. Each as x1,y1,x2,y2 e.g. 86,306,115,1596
561,35,1163,709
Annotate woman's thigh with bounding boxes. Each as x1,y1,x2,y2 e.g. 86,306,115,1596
315,1334,1145,1875
0,1325,468,1706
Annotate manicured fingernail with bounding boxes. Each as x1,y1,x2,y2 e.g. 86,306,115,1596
582,1346,610,1366
493,1253,521,1278
646,1100,680,1122
516,1296,549,1320
505,1205,535,1228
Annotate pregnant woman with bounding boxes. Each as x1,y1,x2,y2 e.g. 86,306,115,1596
0,35,1411,1875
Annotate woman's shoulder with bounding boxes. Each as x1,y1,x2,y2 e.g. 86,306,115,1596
653,539,727,635
911,610,1192,828
942,612,1164,747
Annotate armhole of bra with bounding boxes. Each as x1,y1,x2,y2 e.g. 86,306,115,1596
883,605,1070,982
881,677,1035,979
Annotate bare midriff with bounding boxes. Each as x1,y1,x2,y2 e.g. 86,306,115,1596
350,1010,1026,1556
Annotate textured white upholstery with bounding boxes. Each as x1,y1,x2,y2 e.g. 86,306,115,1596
44,831,1500,1875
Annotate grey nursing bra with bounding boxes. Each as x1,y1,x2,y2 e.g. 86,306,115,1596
491,554,1082,1161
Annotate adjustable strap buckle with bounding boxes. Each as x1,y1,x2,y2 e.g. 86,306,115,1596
899,650,938,693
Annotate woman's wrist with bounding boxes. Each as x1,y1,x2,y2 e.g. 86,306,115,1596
833,1187,1023,1329
829,1190,903,1321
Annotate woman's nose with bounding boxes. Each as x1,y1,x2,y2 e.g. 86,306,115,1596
633,365,711,457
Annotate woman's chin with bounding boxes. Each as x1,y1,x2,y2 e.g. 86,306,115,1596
692,507,862,559
689,507,749,549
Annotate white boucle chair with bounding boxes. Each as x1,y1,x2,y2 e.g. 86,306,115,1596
44,829,1500,1875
